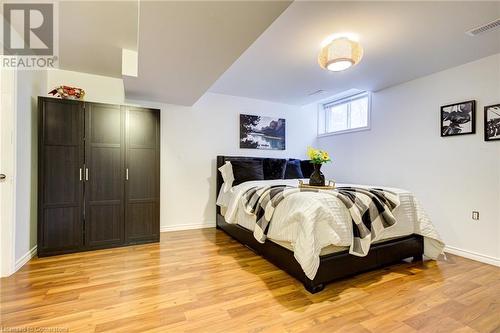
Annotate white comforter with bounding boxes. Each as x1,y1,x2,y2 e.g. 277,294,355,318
217,179,445,280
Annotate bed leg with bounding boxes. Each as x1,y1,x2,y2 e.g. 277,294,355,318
303,281,324,294
413,254,423,262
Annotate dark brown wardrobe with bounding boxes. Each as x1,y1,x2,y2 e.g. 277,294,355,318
37,97,160,257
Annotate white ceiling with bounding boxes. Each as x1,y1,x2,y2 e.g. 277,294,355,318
123,1,291,105
58,1,139,78
209,1,500,105
55,1,290,105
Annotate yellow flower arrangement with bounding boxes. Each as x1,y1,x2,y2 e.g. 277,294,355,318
307,147,332,164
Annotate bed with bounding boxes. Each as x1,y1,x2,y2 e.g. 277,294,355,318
215,155,444,293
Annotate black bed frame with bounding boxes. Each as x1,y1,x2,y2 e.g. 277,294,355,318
216,156,424,293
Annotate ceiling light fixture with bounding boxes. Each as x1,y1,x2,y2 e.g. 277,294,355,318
318,37,363,72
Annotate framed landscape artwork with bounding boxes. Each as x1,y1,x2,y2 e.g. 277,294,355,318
484,104,500,141
240,114,286,150
441,100,476,137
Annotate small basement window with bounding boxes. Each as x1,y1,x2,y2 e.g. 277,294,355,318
318,91,371,136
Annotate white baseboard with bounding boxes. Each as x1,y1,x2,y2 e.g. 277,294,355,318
14,245,37,272
160,221,215,233
445,245,500,267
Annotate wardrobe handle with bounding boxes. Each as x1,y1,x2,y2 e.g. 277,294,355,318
85,168,89,181
126,168,129,181
79,168,82,181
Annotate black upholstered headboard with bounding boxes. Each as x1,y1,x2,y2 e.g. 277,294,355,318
217,156,260,215
216,155,266,200
216,155,313,215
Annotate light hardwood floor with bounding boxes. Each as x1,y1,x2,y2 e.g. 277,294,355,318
1,229,499,333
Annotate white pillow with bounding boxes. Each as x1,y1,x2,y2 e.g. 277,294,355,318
218,161,234,192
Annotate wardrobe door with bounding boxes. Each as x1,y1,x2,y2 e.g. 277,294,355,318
38,97,84,256
84,103,125,248
125,107,160,244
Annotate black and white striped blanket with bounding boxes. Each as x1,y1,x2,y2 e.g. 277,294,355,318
241,185,400,257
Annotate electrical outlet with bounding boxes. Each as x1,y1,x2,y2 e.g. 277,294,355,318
472,211,480,220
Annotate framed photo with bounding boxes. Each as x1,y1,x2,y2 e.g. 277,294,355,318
441,100,476,137
240,114,285,150
484,104,500,141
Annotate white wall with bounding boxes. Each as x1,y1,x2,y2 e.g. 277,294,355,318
157,93,315,230
47,69,124,104
45,69,316,231
309,54,500,263
15,70,47,266
1,69,18,276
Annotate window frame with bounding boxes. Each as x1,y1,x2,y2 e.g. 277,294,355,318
318,91,371,137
